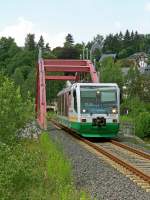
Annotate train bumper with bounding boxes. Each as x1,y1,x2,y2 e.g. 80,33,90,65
71,122,119,138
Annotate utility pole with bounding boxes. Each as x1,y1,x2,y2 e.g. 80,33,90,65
86,48,89,59
90,37,104,61
82,45,85,59
38,47,42,60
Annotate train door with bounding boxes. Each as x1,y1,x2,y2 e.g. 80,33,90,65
68,88,78,123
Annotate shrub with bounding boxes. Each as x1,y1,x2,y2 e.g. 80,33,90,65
0,74,34,143
120,97,146,116
0,141,46,200
0,133,90,200
135,112,150,138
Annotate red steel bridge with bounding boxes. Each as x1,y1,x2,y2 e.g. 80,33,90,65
36,56,99,129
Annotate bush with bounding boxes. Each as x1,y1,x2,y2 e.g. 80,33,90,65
135,112,150,138
0,133,90,200
120,97,146,116
121,97,150,138
0,74,34,143
0,141,47,200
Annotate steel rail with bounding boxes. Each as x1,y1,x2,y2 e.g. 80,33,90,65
50,119,150,184
110,140,150,160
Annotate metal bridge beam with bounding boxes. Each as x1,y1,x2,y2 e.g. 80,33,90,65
45,66,90,72
45,75,77,80
36,59,99,129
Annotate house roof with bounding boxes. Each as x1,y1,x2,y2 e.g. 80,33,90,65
128,52,148,60
100,53,117,61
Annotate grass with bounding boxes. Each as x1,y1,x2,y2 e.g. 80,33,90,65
120,115,134,123
39,132,90,200
0,133,91,200
47,111,57,119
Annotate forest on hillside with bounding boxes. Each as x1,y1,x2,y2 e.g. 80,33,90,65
0,30,150,99
0,30,150,138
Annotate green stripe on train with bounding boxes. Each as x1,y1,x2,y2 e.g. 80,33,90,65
58,116,119,138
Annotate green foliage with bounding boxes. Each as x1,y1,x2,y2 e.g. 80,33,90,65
0,132,90,200
0,37,20,73
46,79,65,103
100,57,124,88
125,67,150,102
0,142,46,200
135,112,150,138
0,136,66,200
125,67,140,97
21,68,36,98
64,33,74,47
38,35,45,49
12,68,24,86
40,133,90,200
25,33,36,51
0,74,34,143
121,97,146,117
121,97,150,138
103,30,150,57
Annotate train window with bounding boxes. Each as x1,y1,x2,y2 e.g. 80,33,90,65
73,90,77,112
101,91,116,102
80,87,117,114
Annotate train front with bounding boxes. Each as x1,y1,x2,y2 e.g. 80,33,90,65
78,83,120,138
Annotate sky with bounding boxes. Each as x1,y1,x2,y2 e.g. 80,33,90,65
0,0,150,48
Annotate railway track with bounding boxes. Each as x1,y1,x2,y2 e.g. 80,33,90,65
50,119,150,192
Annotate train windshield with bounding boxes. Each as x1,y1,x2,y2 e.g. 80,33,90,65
80,86,117,114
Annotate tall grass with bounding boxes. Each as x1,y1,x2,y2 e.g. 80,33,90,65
40,133,90,200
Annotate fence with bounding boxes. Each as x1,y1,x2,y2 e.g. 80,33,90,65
120,121,135,136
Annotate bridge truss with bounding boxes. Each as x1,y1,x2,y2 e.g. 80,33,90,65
36,58,99,129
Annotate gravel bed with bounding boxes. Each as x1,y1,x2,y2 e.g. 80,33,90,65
117,133,150,154
47,123,150,200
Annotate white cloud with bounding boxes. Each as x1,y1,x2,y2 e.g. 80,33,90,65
114,21,122,30
0,17,67,48
145,2,150,12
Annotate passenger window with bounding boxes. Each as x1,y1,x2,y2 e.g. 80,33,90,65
73,90,77,112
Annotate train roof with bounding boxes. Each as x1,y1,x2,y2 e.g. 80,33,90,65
57,83,119,96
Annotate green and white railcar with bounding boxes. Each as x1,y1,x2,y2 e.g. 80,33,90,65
57,83,120,138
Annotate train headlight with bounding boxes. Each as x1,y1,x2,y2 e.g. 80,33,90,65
82,109,86,113
112,107,117,114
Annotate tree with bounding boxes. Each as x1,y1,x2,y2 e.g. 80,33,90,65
25,34,36,51
45,43,51,51
22,69,36,98
64,34,74,47
12,68,24,87
0,74,33,143
58,47,79,59
0,37,20,73
138,74,150,102
125,66,141,98
124,30,131,48
144,34,150,53
52,47,63,58
100,57,124,89
103,34,120,53
38,35,44,49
